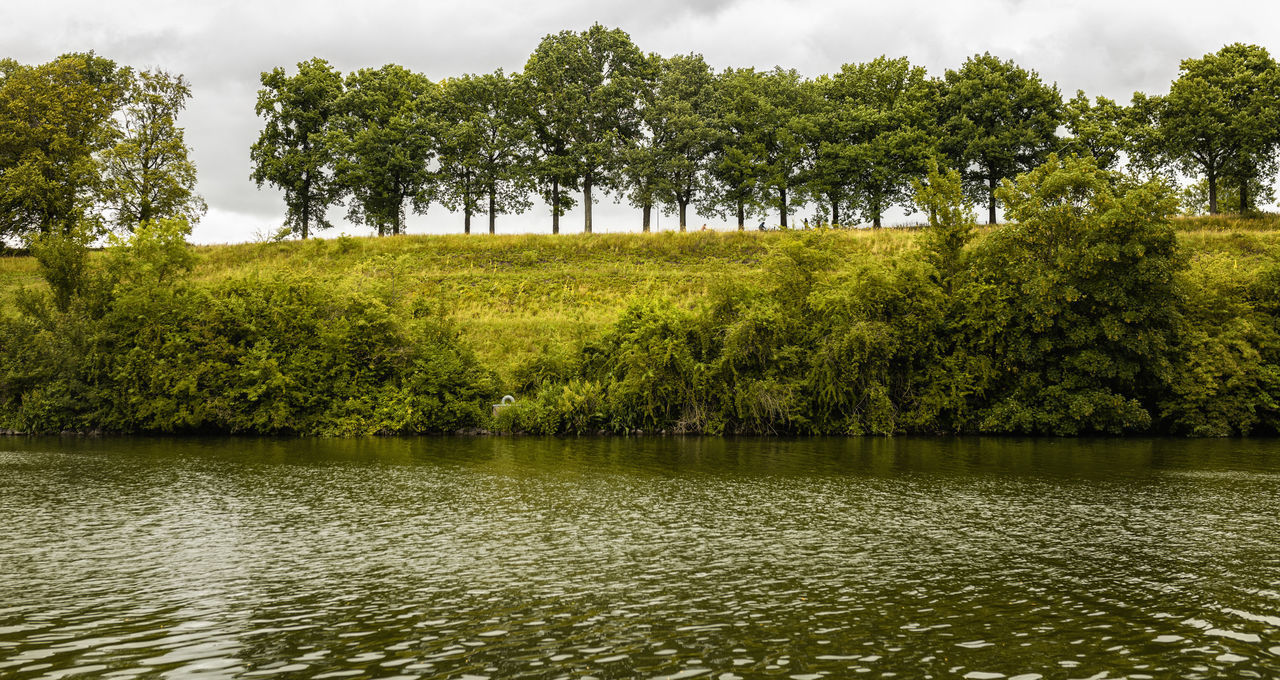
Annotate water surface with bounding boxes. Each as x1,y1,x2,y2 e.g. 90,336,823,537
1,436,1278,679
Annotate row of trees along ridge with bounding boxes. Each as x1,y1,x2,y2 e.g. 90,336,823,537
249,27,1280,236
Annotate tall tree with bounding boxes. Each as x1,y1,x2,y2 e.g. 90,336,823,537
1157,43,1280,214
651,53,719,231
938,53,1063,224
330,64,436,236
705,67,766,230
619,53,717,232
0,52,129,238
436,70,534,234
101,69,206,231
250,58,344,239
809,56,934,227
522,24,650,233
756,67,811,228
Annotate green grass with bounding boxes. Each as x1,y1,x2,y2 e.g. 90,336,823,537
2,215,1278,381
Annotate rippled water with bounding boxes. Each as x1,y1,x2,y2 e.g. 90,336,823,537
1,437,1279,679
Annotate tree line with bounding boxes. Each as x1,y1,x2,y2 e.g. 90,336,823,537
0,53,205,242
250,26,1280,237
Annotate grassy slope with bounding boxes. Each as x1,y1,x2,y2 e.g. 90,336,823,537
2,214,1278,382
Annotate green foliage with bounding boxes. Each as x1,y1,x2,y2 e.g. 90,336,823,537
619,53,719,231
26,221,96,312
1156,43,1280,215
1181,176,1278,216
521,23,651,233
913,160,976,278
103,218,197,288
704,67,768,228
0,224,497,434
0,52,130,238
809,57,935,227
975,154,1182,434
330,64,437,236
938,53,1063,224
1159,255,1280,435
250,58,345,239
436,70,534,234
101,69,206,230
1062,91,1129,170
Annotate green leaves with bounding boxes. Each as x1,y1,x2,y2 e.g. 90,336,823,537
810,56,935,227
250,57,345,238
522,24,651,233
938,53,1063,224
975,154,1182,434
1157,43,1280,215
436,70,534,234
0,52,130,238
329,64,437,236
102,69,205,230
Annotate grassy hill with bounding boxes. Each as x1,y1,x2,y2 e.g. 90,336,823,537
2,214,1278,382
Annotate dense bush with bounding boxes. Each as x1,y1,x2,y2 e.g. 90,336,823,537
497,157,1280,436
0,221,496,434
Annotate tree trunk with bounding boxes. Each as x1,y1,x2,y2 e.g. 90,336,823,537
488,187,496,235
583,172,593,234
1207,167,1218,215
679,199,688,231
779,187,788,228
642,202,651,232
987,175,998,225
872,197,882,228
736,200,745,231
552,178,560,235
829,191,839,227
300,176,310,239
464,208,471,235
1240,177,1249,214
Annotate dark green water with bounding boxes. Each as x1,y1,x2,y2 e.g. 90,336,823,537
1,437,1279,680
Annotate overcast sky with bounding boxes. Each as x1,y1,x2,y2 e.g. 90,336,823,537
4,0,1278,243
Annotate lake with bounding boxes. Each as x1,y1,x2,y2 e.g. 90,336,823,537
1,436,1278,679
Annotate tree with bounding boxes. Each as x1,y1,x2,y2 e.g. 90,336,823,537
250,58,344,239
809,57,934,227
101,69,206,231
522,24,650,233
1157,43,1280,214
623,53,718,231
968,154,1182,434
330,64,436,236
756,68,811,228
616,51,664,232
914,160,976,280
704,68,766,230
436,70,533,234
938,53,1063,224
0,52,130,239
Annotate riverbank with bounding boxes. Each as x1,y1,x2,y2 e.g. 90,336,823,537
2,213,1277,380
1,192,1278,436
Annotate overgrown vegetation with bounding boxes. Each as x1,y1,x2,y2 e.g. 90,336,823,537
0,220,495,434
7,159,1272,437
